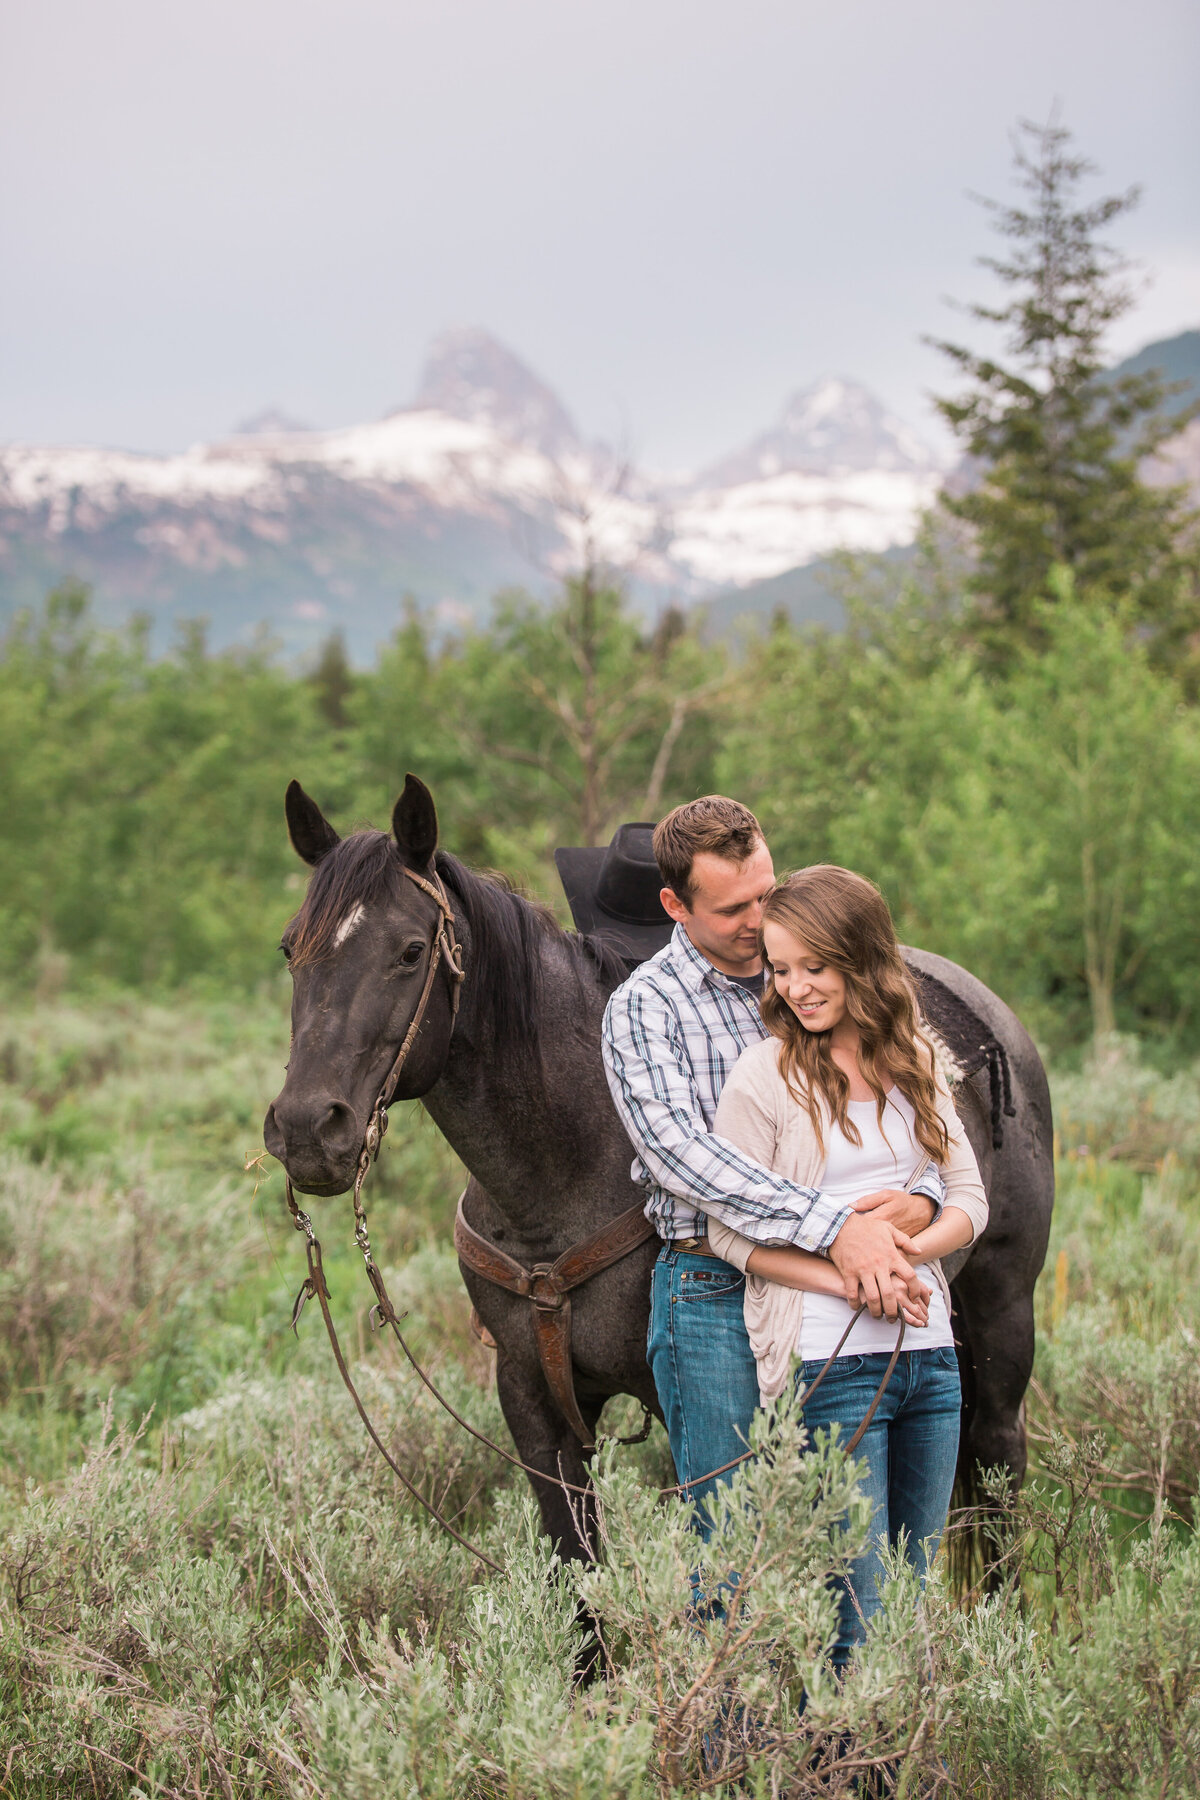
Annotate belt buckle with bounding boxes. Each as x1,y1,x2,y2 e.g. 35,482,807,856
676,1234,706,1252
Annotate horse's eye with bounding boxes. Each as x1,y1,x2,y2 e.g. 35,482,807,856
398,942,424,968
280,942,292,963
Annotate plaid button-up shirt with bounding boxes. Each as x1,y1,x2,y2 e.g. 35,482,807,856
601,923,945,1252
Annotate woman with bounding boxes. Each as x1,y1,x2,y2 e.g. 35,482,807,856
706,865,988,1671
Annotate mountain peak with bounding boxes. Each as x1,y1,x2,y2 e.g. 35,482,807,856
701,376,938,486
231,406,312,437
406,327,580,458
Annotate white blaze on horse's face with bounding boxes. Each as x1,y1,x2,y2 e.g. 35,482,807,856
333,902,366,948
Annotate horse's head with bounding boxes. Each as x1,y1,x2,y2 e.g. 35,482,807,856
263,774,460,1195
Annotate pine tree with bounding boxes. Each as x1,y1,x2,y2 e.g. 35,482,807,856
308,630,353,730
931,119,1197,660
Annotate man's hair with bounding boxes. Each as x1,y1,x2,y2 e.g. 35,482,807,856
653,795,764,907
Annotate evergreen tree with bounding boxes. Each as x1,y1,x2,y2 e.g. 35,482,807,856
931,119,1197,660
308,630,354,730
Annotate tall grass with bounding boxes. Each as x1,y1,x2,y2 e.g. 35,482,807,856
0,1003,1197,1796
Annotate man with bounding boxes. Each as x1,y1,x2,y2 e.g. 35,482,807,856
601,795,942,1534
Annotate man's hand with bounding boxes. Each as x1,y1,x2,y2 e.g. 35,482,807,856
829,1212,927,1320
853,1187,936,1238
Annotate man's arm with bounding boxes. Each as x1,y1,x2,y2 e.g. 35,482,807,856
602,983,854,1253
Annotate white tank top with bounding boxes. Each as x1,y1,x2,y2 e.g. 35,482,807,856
798,1091,954,1360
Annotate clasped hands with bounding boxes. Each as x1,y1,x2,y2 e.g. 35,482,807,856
828,1188,936,1326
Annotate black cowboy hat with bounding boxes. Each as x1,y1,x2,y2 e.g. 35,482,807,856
555,823,675,965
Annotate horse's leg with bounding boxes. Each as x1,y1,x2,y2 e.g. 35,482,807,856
951,1243,1036,1583
954,1242,1035,1484
493,1352,609,1678
494,1350,599,1564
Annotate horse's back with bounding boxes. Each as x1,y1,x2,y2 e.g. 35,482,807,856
903,943,1053,1269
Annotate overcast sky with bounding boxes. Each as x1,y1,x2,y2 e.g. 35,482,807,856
3,0,1198,469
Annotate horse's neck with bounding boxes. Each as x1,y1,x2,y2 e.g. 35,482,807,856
421,925,621,1237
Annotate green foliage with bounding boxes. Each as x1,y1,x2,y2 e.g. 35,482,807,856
6,557,1200,1062
0,579,726,993
0,995,470,1477
717,588,1014,988
988,583,1200,1041
352,580,727,887
718,582,1200,1047
931,119,1198,660
308,631,355,731
0,584,348,989
8,563,1200,1047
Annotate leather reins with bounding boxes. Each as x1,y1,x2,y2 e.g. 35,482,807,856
282,865,910,1571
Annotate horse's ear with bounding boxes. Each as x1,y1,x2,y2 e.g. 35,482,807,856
285,780,341,866
392,773,438,871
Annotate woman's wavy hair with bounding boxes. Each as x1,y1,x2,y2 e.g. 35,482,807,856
759,865,948,1162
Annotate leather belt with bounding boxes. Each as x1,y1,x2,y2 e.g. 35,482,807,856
665,1234,716,1255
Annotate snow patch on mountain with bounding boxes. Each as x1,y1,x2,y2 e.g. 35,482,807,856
668,467,942,588
0,443,282,519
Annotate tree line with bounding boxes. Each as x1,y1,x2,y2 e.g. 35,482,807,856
1,120,1196,1051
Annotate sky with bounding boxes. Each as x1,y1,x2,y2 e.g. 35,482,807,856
3,0,1198,470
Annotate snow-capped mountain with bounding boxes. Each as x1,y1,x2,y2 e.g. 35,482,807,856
699,377,938,486
662,378,942,588
0,333,945,655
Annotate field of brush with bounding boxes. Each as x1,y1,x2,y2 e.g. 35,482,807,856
1,998,1198,1797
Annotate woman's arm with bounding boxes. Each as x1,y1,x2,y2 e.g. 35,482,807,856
743,1242,843,1294
743,1242,931,1325
930,1069,989,1242
907,1203,974,1263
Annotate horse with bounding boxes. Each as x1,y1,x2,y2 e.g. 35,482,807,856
264,775,1055,1564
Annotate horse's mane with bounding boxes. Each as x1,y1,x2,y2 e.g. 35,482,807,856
286,830,628,1049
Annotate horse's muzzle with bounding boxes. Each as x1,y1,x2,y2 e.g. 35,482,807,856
263,1091,362,1196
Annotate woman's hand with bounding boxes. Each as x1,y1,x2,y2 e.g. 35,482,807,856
858,1276,931,1328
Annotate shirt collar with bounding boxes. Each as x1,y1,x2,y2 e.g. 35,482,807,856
666,921,751,995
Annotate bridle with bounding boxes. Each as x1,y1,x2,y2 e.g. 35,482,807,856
283,865,494,1563
346,866,464,1273
280,862,910,1574
285,863,463,1245
282,861,464,1251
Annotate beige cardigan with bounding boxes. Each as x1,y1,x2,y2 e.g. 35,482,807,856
707,1036,988,1403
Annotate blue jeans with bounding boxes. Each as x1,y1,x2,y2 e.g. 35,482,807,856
799,1345,962,1671
647,1246,761,1540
